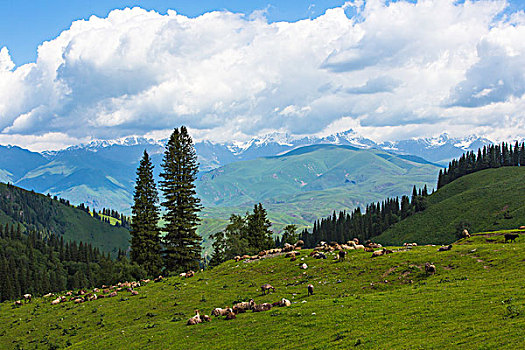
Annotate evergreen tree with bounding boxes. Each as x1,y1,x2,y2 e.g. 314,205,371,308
280,224,298,246
160,126,202,273
208,231,226,267
246,203,274,252
130,150,162,277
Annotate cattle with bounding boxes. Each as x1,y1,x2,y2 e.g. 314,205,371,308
504,233,519,243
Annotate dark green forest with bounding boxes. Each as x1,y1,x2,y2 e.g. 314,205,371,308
0,224,144,302
0,182,130,254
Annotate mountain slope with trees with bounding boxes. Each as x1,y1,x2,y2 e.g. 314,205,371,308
0,183,130,255
375,167,525,245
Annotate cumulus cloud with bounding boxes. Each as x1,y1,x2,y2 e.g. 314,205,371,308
0,1,525,150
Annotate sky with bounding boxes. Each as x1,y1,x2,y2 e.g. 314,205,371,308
1,0,525,151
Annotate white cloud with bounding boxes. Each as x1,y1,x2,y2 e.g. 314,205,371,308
0,1,524,150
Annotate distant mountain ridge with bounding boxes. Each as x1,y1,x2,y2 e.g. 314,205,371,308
0,131,494,213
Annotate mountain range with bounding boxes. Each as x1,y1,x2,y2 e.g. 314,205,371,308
0,131,494,215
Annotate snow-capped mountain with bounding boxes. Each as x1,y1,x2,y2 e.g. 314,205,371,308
0,130,497,212
195,131,493,169
379,133,494,165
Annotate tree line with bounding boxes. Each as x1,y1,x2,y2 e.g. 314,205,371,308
298,185,430,247
438,141,525,189
0,223,144,302
208,203,274,266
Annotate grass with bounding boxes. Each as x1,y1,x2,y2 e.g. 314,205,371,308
1,231,523,349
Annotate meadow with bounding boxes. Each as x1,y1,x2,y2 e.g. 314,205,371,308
1,230,523,349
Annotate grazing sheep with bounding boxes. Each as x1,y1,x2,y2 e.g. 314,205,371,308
261,284,275,295
285,251,296,258
295,240,305,247
307,284,314,296
154,275,164,282
179,272,187,277
283,243,295,252
51,298,61,305
519,226,525,230
438,245,453,252
279,298,291,307
108,291,118,297
14,300,22,306
300,263,308,269
504,233,519,243
314,252,327,259
364,247,374,252
225,310,237,320
354,244,365,250
212,307,233,317
23,294,32,303
258,250,267,257
43,293,54,298
187,310,202,325
462,229,471,238
371,249,385,258
131,290,139,296
186,270,195,278
234,256,242,262
202,315,212,322
338,250,347,261
425,263,436,275
241,254,251,260
252,303,272,312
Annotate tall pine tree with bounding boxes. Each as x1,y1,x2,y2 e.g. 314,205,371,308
130,150,162,277
160,126,202,273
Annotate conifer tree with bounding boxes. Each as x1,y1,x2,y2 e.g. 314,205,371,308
130,150,162,277
160,126,202,273
246,203,274,252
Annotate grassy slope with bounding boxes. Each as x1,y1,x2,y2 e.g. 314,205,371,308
197,145,440,207
1,231,523,349
375,167,525,246
196,145,440,250
0,183,130,255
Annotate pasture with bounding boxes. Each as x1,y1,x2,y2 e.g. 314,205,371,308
1,230,523,349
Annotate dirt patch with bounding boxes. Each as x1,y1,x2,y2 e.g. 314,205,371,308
382,266,398,278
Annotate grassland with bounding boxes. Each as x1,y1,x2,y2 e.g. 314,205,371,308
1,230,523,349
376,167,525,246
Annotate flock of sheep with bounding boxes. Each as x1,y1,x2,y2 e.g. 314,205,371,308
11,228,521,328
187,283,313,326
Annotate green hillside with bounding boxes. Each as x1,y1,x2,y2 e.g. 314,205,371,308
198,144,440,207
375,167,525,245
0,183,130,255
196,145,440,247
1,232,523,349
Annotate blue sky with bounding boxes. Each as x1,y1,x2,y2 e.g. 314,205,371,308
1,0,525,151
1,0,348,66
